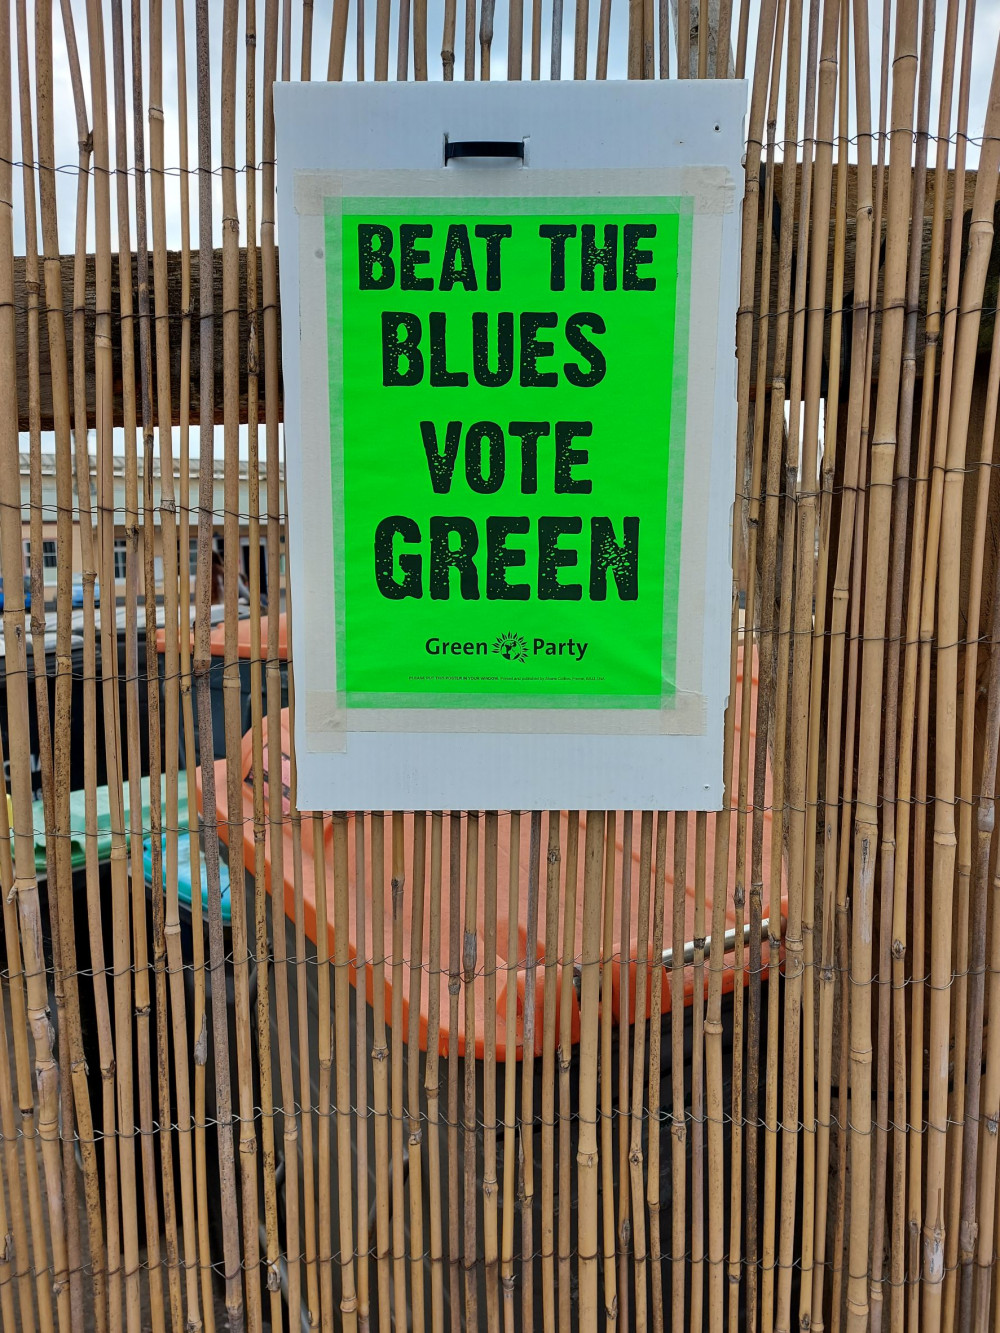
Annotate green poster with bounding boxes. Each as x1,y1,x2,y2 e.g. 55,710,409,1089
325,195,692,711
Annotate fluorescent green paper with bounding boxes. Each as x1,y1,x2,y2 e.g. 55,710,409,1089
325,195,691,710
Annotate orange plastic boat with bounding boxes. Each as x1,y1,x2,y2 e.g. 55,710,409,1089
200,643,785,1062
154,610,288,660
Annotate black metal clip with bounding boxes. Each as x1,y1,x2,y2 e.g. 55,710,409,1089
444,139,525,163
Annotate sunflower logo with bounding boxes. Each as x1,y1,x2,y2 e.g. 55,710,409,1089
492,631,528,664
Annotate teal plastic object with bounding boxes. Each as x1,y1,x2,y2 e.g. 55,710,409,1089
26,772,190,875
142,830,232,925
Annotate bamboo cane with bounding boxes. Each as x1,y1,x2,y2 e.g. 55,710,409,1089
464,0,475,76
130,0,188,1316
107,0,170,1307
192,0,244,1319
923,41,1000,1333
938,21,984,1332
481,812,500,1333
895,11,960,1328
261,4,301,1319
747,21,792,1333
507,0,523,78
218,0,264,1317
831,85,884,1317
36,0,112,1325
732,7,780,1320
773,41,824,1327
807,16,849,1328
32,1,89,1319
690,811,707,1333
775,0,826,1323
628,811,654,1332
446,812,462,1326
86,0,145,1318
971,523,1000,1333
500,812,521,1333
406,813,428,1333
370,813,392,1331
617,812,634,1333
815,0,874,1322
0,991,24,1331
12,10,73,1328
243,5,284,1323
577,811,605,1330
314,810,335,1329
646,812,667,1333
0,768,45,1333
557,810,579,1333
376,0,391,75
357,815,372,1333
1,85,67,1333
333,811,359,1330
462,811,479,1330
390,811,408,1330
672,812,688,1333
871,6,934,1329
166,0,217,1317
520,811,542,1333
425,812,445,1333
540,810,561,1332
16,59,68,1330
906,3,975,1323
742,33,783,1332
956,299,1000,1332
145,0,203,1317
600,814,618,1333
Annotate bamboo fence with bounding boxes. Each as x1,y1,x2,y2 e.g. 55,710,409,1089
0,0,998,1329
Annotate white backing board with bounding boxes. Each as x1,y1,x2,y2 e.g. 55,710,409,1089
275,79,747,810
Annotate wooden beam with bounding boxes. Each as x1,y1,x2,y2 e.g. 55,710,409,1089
13,247,280,433
10,166,993,430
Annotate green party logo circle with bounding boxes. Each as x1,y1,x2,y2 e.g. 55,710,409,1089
492,632,528,664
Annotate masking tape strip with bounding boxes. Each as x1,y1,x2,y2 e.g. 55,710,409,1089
293,166,735,217
305,688,708,742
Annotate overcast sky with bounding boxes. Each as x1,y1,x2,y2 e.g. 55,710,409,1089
11,0,999,255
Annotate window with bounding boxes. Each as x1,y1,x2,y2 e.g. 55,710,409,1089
113,538,127,580
190,539,198,576
23,539,60,584
42,539,58,584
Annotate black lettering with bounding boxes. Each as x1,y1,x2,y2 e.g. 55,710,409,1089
474,224,512,291
374,516,422,598
509,421,549,494
400,223,434,291
519,312,559,388
440,224,478,292
538,517,583,600
555,422,592,494
472,312,514,387
581,223,618,291
465,422,506,494
429,313,469,388
429,517,480,599
486,517,530,600
539,224,577,291
382,312,423,386
358,223,395,290
564,313,607,387
420,420,462,493
624,224,657,291
590,516,639,600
